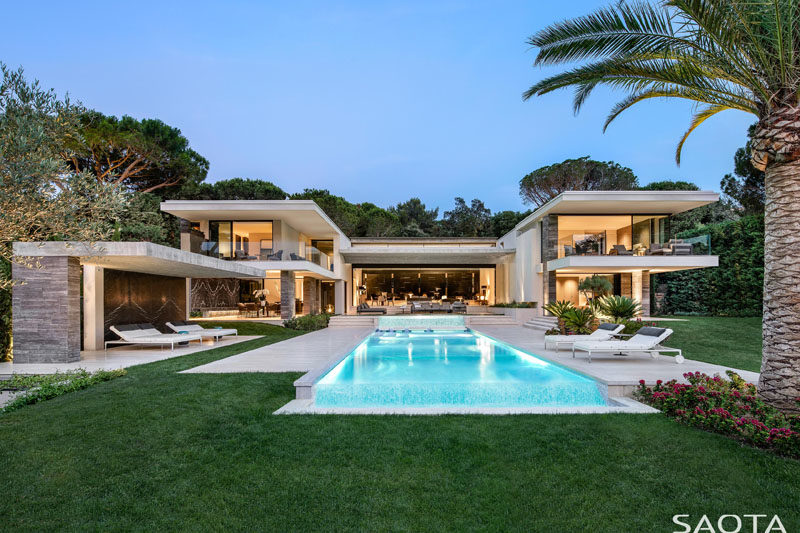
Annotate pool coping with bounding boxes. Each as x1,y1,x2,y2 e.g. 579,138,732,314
292,330,373,399
274,396,658,415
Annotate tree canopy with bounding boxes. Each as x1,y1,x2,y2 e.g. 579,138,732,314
440,198,493,237
66,111,209,194
177,178,287,201
721,126,765,215
519,157,639,206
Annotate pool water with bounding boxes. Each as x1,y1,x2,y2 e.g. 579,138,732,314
315,329,609,408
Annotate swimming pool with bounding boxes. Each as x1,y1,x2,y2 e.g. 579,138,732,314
314,329,609,408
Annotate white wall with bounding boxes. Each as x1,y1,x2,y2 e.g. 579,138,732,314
498,224,542,305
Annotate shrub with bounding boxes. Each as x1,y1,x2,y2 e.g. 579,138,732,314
542,300,574,318
283,313,331,332
635,371,800,459
598,295,641,322
491,301,537,308
620,319,659,335
1,369,127,413
543,327,561,336
561,308,595,334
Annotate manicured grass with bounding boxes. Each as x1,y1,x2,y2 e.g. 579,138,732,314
0,320,797,531
656,316,763,372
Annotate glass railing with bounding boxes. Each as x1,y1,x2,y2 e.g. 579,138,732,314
198,242,334,268
559,234,712,257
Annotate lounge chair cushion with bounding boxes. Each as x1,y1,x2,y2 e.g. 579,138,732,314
637,327,667,337
597,323,620,331
115,324,141,332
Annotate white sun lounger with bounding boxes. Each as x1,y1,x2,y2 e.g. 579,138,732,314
166,321,238,342
544,323,625,351
107,324,203,351
571,327,684,364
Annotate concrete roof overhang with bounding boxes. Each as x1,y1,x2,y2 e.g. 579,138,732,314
12,242,266,279
340,246,515,265
160,200,343,238
548,254,719,274
511,191,720,234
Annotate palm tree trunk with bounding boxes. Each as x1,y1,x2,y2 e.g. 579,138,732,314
759,157,800,413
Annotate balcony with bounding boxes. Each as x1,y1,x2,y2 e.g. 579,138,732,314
560,235,712,258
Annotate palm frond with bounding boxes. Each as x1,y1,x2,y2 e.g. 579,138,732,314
675,104,729,164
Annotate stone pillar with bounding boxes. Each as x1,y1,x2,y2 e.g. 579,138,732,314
334,280,345,315
83,265,104,351
302,277,320,314
280,271,296,320
541,215,558,310
641,271,651,317
12,257,81,363
631,270,644,316
621,273,632,298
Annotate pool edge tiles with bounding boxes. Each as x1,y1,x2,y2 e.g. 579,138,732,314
378,315,465,330
311,329,614,410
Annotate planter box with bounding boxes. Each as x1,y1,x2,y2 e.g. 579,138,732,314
488,307,540,324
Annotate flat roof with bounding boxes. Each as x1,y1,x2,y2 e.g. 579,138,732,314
160,200,344,238
12,242,265,279
508,190,720,236
349,237,498,245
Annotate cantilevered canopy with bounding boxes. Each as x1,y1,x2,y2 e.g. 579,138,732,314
13,242,265,279
160,200,343,238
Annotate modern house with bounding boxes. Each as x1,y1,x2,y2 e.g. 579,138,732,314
10,190,718,364
160,190,719,318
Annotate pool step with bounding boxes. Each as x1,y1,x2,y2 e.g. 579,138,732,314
328,316,377,328
523,317,558,331
464,315,518,326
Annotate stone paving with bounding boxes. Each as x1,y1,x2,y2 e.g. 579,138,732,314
0,336,260,376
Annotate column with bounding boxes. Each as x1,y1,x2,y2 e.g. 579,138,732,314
83,265,104,351
334,280,345,315
641,270,651,317
631,270,643,316
302,277,320,315
280,271,296,320
12,256,81,363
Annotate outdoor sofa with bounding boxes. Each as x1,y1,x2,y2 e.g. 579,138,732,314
571,327,684,363
356,303,387,315
107,324,203,351
166,321,238,342
544,323,625,351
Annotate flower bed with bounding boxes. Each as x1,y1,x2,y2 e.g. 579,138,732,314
636,371,800,459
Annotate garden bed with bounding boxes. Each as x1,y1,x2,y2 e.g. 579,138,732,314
636,371,799,459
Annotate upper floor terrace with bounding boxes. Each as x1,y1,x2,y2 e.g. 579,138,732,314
160,200,348,279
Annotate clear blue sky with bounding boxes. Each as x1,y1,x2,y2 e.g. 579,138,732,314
2,0,754,213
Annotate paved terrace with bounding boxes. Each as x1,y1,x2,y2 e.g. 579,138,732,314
178,323,759,398
182,327,374,373
0,336,260,377
472,325,760,395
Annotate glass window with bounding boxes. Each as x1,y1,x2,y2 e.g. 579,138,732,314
208,221,272,260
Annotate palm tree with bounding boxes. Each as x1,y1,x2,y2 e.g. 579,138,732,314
524,0,800,412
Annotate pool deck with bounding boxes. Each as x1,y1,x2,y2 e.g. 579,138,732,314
181,327,374,374
0,336,260,377
471,325,759,396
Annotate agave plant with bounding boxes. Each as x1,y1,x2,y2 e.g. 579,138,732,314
599,295,642,322
542,299,575,318
562,307,596,335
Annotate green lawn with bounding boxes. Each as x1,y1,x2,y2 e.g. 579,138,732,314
655,316,763,372
1,321,797,531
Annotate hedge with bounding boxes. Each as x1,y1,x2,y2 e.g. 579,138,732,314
653,214,764,317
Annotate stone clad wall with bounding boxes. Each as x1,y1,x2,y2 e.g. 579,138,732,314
541,215,558,306
103,270,186,339
190,278,240,310
12,256,81,363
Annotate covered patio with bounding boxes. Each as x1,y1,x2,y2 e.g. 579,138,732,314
11,241,265,365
